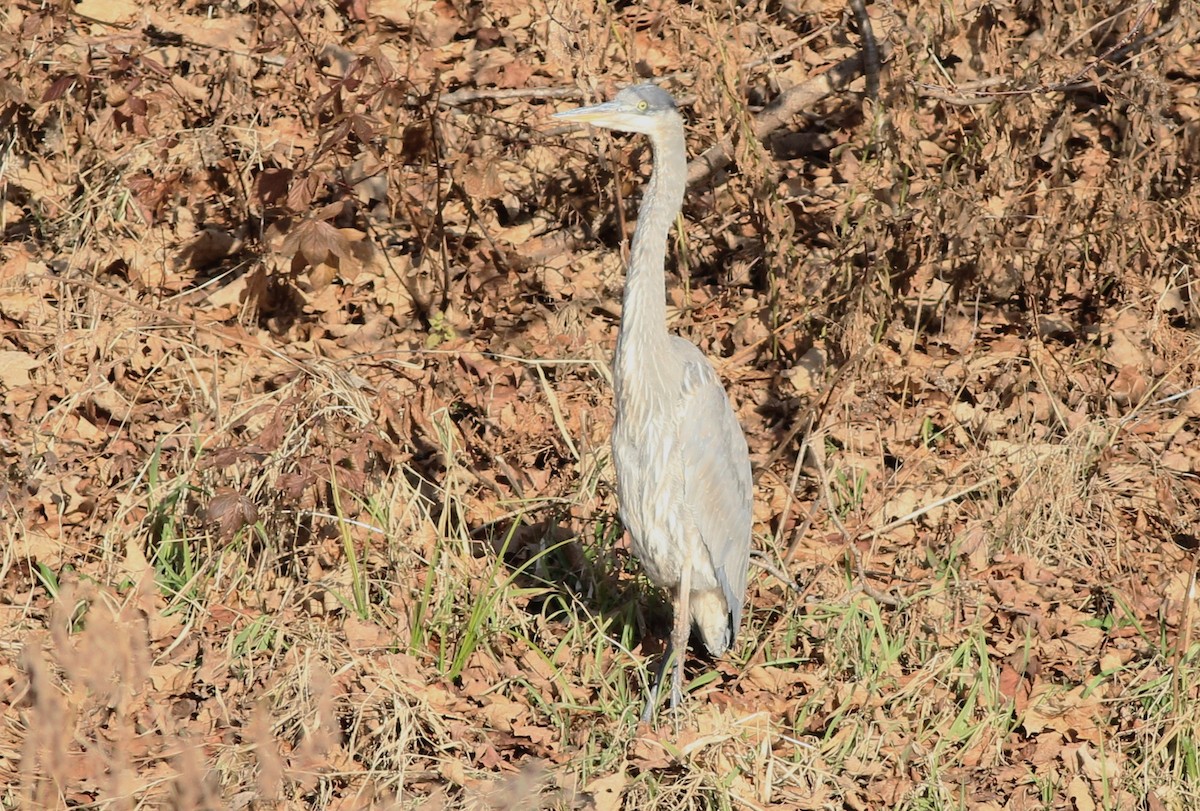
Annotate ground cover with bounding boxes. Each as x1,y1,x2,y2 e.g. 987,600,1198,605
2,0,1199,807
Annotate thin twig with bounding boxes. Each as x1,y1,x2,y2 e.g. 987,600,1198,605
438,85,578,108
758,345,870,475
1052,0,1156,89
778,431,814,563
855,475,1000,541
750,550,800,592
1172,543,1200,716
917,3,1179,106
745,25,836,70
847,0,880,98
801,427,905,608
687,41,892,187
51,276,307,368
848,545,904,608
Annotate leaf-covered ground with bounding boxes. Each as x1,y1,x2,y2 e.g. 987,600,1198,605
3,0,1200,808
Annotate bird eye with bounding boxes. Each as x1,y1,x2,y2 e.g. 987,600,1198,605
636,100,648,111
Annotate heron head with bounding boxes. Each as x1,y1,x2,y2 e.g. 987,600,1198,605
552,83,680,136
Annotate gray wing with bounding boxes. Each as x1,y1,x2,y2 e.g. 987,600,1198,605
671,337,753,643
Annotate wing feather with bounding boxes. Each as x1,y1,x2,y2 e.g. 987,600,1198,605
671,337,752,646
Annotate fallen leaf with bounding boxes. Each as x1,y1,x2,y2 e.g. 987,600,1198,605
73,0,139,24
0,350,40,388
586,772,627,811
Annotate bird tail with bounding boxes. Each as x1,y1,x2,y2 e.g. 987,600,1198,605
690,588,733,656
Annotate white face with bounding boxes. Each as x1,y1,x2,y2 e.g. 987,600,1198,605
551,86,676,136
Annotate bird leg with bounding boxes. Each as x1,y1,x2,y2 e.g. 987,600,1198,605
639,562,695,723
669,560,693,711
639,647,671,723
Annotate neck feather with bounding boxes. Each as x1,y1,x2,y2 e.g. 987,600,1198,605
617,117,687,360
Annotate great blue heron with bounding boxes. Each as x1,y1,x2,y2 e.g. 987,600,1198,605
553,84,752,720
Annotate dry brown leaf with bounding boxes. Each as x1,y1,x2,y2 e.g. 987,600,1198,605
201,489,259,539
73,0,139,24
0,350,40,387
586,772,627,811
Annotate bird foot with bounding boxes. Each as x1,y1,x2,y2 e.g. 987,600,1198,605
668,682,684,711
640,644,685,725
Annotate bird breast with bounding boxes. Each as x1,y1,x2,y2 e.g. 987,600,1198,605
610,352,720,594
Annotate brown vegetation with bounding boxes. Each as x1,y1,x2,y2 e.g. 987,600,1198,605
2,0,1199,807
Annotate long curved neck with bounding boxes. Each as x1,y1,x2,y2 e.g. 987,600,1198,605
617,117,687,362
